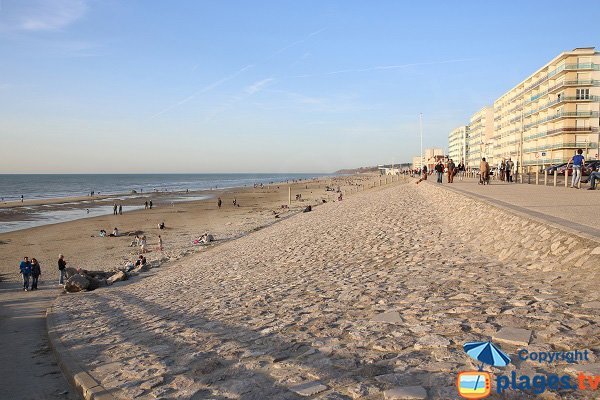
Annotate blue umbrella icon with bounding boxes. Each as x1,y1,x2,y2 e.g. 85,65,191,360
463,341,511,392
464,341,511,369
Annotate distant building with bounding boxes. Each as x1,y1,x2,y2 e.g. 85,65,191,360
494,47,600,168
412,156,422,170
450,47,600,171
448,126,469,165
466,106,494,169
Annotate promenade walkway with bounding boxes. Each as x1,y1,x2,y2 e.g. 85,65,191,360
0,282,77,400
438,177,600,241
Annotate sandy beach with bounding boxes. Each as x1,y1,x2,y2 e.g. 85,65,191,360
0,174,384,284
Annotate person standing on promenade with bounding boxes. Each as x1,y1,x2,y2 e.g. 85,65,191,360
568,149,585,188
435,161,444,183
118,204,123,215
19,256,32,291
30,258,41,290
458,160,465,181
113,203,117,215
58,254,66,285
506,158,514,182
447,159,456,183
479,157,490,185
217,197,222,208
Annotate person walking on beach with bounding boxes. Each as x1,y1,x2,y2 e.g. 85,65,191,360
30,258,41,290
58,254,66,285
217,197,222,208
435,161,444,183
447,159,456,183
113,203,118,215
149,200,153,209
158,235,163,251
118,204,123,215
568,149,585,188
19,256,32,291
144,201,148,209
233,198,237,206
21,195,24,203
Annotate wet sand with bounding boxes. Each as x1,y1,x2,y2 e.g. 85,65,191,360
0,174,381,284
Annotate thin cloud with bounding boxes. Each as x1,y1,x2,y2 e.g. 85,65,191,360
244,78,275,95
2,0,87,31
294,58,475,78
151,64,253,118
267,27,326,59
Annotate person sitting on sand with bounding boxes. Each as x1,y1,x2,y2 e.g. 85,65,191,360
99,229,107,237
130,235,140,247
110,227,119,237
135,255,147,267
415,165,428,184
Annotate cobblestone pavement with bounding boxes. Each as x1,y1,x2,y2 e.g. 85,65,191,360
52,182,600,399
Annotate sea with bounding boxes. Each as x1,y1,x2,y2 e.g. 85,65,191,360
0,173,330,233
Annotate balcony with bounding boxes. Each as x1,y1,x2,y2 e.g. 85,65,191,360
524,126,598,141
524,111,599,130
524,95,600,117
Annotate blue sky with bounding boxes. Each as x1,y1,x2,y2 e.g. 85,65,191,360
1,0,599,173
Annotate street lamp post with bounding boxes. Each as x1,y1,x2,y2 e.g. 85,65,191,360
419,113,423,170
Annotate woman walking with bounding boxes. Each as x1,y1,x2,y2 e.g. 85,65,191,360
31,258,41,290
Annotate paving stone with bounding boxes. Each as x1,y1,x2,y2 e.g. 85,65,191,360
290,382,328,397
372,310,402,323
493,327,532,346
383,385,427,399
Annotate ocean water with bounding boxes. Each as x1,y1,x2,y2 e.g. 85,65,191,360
0,173,328,201
0,173,329,233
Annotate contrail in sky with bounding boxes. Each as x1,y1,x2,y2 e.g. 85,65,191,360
150,64,253,119
293,58,475,78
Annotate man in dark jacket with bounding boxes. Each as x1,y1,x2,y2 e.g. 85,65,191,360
435,161,444,183
19,256,32,291
31,258,41,290
447,159,456,183
58,254,66,285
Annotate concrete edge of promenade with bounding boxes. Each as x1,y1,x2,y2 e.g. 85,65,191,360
432,181,600,246
47,303,119,400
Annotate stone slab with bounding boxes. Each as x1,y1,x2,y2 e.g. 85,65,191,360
384,385,428,399
372,310,402,323
290,381,328,396
493,327,532,346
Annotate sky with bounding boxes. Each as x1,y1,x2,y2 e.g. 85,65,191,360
1,0,599,173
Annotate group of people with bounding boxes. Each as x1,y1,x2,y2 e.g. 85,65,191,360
99,227,120,237
112,203,123,215
497,158,516,182
144,200,153,209
19,254,67,291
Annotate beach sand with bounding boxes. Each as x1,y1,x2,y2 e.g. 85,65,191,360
0,174,385,283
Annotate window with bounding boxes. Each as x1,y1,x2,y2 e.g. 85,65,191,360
576,88,590,100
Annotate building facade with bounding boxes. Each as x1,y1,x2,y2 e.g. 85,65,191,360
494,47,600,169
466,107,494,169
448,126,469,165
